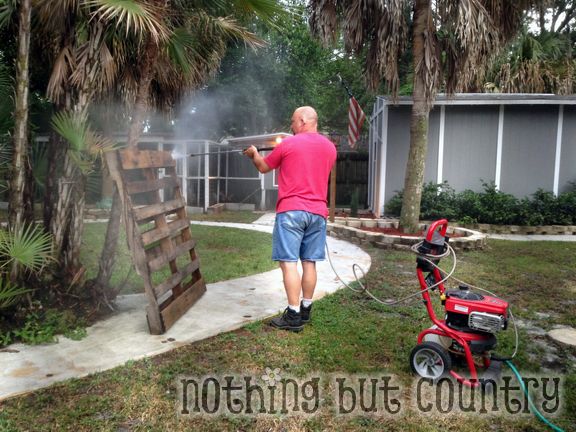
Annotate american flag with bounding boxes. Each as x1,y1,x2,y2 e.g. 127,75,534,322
348,96,366,149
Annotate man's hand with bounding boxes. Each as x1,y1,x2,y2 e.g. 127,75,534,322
243,145,271,173
243,145,258,159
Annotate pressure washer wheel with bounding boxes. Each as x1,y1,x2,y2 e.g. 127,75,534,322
410,342,452,380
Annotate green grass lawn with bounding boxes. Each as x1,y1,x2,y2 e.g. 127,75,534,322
1,240,575,431
80,211,272,292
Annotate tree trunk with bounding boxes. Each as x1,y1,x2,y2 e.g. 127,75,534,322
95,187,122,287
64,174,86,276
23,150,35,224
50,23,104,280
8,0,32,281
51,152,77,259
43,132,60,231
399,0,431,233
94,36,159,293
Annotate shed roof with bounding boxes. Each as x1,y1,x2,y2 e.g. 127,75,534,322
378,93,576,106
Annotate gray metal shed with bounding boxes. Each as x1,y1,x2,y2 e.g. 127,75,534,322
368,94,576,216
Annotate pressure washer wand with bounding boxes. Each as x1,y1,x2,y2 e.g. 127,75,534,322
186,146,275,158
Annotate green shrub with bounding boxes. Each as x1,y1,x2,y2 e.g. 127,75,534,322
350,187,359,217
0,329,12,346
476,182,520,225
455,189,482,223
384,190,403,216
557,190,576,225
385,181,576,226
458,215,477,225
419,182,458,221
12,308,86,345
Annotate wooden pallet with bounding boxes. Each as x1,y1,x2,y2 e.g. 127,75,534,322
106,148,206,334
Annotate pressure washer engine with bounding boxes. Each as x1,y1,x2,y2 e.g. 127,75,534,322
410,219,509,388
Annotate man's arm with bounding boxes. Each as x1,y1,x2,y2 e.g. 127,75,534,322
243,145,272,173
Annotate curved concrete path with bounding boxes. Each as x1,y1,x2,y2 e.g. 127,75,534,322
0,216,371,401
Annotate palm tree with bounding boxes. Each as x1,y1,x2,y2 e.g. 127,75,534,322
93,0,286,295
34,0,168,278
7,0,31,246
309,0,530,232
488,2,575,95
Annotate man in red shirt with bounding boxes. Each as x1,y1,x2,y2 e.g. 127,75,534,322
244,106,337,332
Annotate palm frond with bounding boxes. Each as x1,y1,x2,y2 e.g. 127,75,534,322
212,16,265,48
51,110,89,154
0,61,11,99
0,225,54,273
0,278,31,309
167,27,198,75
0,0,16,28
0,61,13,133
232,0,288,29
84,128,118,156
84,0,170,43
0,138,10,194
52,110,118,173
46,45,75,103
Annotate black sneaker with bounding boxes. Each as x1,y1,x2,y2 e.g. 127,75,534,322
270,307,303,332
300,302,312,323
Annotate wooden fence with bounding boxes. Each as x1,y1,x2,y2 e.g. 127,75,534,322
335,152,369,208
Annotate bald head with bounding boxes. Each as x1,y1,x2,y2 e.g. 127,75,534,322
291,106,318,134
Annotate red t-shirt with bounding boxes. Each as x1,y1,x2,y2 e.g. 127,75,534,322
264,132,337,217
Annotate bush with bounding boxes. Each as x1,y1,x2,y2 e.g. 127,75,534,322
475,182,520,225
350,187,359,217
385,181,576,226
420,182,458,221
384,190,403,216
11,308,86,345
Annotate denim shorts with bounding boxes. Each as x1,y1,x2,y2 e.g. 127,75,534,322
272,211,327,262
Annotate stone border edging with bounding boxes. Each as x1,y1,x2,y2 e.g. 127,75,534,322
328,217,486,251
451,222,576,235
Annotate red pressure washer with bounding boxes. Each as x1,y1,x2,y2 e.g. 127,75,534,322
330,219,565,429
409,219,509,388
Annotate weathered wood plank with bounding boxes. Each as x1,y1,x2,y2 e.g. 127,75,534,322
153,259,200,298
120,149,175,170
147,238,197,272
105,148,205,334
126,176,178,195
160,277,206,330
141,219,189,246
105,151,164,334
133,199,183,222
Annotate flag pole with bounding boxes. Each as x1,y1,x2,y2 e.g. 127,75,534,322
337,73,354,98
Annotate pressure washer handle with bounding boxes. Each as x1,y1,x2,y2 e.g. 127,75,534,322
425,219,448,241
247,146,276,153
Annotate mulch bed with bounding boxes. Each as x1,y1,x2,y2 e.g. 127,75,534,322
360,226,466,238
334,210,377,219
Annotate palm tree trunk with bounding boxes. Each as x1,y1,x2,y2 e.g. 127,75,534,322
23,152,35,224
43,132,60,231
64,174,86,275
51,152,77,259
399,0,430,233
8,0,32,281
94,36,159,292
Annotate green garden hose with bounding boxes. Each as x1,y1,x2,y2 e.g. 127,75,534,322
505,360,565,432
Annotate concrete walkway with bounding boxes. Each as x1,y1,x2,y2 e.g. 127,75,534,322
0,215,371,401
488,234,576,241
